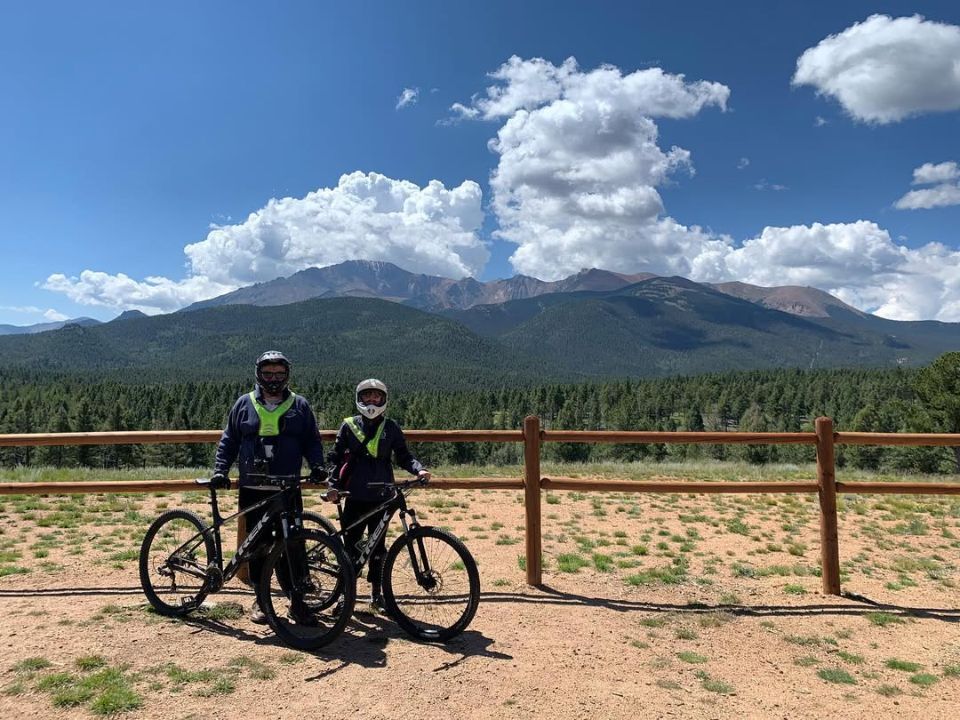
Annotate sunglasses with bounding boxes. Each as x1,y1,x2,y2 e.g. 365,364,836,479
260,371,288,380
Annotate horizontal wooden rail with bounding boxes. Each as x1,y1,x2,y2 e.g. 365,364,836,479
540,476,819,494
541,430,814,444
836,481,960,495
0,429,525,447
0,476,523,496
0,431,224,447
0,480,199,495
835,432,960,447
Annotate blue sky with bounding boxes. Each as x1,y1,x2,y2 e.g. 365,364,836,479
2,1,960,325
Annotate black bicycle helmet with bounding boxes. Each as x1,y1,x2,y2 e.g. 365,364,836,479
255,350,291,395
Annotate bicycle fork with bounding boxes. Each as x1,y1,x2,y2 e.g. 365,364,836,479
279,517,314,610
400,509,437,591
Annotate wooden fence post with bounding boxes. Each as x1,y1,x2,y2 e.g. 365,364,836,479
523,415,543,586
816,416,841,595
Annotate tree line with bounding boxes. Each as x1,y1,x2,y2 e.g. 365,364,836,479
1,353,958,473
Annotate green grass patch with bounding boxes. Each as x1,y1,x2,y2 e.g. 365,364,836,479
13,656,52,672
885,658,922,672
909,673,939,687
556,553,589,573
817,667,857,684
865,612,904,627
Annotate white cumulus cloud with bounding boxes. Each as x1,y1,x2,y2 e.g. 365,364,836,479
396,87,420,109
895,184,960,210
453,55,730,280
43,172,487,314
793,14,960,124
42,272,234,315
695,221,960,322
895,160,960,209
912,161,960,185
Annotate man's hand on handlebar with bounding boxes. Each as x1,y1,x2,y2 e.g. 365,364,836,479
309,465,328,484
418,470,431,482
209,472,231,490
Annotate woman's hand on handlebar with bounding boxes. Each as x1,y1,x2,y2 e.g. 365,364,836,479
320,485,346,503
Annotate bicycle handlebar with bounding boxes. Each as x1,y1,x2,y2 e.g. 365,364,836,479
198,472,330,492
365,476,430,490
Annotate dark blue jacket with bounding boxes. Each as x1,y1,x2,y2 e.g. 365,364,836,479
214,387,324,486
327,416,423,501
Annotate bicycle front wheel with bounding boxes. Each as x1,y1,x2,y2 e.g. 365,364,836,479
256,529,356,650
139,509,214,616
382,526,480,641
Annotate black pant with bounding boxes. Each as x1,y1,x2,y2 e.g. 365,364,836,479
341,497,388,590
238,484,304,591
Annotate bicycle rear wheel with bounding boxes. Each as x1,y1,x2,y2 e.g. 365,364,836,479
381,526,480,641
301,510,337,535
299,510,346,611
139,509,214,616
256,529,356,650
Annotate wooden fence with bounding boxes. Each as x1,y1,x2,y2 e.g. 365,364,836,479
1,417,959,596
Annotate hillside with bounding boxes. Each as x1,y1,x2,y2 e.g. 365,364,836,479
447,277,960,376
0,297,560,387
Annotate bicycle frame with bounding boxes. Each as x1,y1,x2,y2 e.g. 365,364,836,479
330,481,433,584
165,478,309,593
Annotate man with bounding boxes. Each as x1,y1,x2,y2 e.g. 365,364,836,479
327,378,430,610
212,350,325,623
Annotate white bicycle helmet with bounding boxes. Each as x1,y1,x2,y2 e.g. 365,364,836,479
355,378,388,419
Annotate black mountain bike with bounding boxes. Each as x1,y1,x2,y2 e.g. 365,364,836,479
327,476,480,642
138,473,356,650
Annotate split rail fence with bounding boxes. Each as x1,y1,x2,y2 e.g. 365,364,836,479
1,417,959,596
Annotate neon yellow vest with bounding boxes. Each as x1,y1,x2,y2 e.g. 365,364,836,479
344,416,384,456
250,392,296,436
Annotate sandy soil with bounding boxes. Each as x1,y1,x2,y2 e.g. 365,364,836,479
1,486,959,719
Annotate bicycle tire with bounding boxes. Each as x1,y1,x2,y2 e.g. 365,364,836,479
139,509,214,616
381,526,480,642
301,510,337,535
255,528,356,650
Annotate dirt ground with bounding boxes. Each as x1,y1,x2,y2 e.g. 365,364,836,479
1,483,959,719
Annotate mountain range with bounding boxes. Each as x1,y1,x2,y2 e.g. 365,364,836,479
0,316,100,336
2,260,958,385
182,261,656,313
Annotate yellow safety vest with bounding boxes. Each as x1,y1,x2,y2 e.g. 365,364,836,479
344,416,384,456
250,392,296,436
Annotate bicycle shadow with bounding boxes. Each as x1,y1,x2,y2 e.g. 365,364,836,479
477,584,960,623
302,608,511,679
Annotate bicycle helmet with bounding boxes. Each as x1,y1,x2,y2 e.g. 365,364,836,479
255,350,291,395
355,378,388,419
